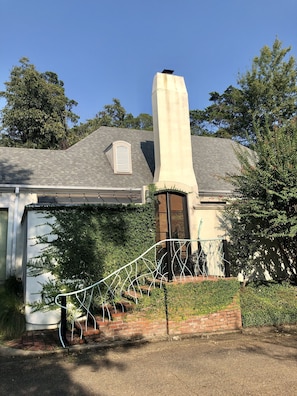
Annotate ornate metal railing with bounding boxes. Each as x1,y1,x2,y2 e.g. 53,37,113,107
55,238,230,347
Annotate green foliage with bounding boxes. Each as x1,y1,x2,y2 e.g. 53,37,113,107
4,275,23,296
28,203,155,311
191,39,297,144
69,98,153,144
240,282,297,327
224,121,297,281
136,279,240,320
0,277,25,340
0,57,79,149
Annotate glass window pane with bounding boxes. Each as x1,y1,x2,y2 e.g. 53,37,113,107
156,193,167,213
170,194,183,211
171,211,186,238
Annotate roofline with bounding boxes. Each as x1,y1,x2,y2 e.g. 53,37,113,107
0,184,142,194
0,184,233,198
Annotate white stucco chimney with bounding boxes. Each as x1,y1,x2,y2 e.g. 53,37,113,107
152,71,198,194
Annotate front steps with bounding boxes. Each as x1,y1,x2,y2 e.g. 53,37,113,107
64,277,242,347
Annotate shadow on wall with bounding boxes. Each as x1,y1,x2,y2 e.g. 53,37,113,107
248,240,297,283
217,212,297,283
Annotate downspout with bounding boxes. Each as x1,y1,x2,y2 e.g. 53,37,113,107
11,186,20,275
198,218,203,240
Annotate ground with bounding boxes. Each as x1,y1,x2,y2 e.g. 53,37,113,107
1,326,297,395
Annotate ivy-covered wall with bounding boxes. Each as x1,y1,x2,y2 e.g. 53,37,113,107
29,202,156,302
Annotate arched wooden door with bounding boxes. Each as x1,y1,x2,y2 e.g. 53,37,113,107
155,192,190,280
155,191,189,241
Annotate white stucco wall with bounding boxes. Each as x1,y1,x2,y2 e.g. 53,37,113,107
152,72,198,194
195,205,226,240
24,209,60,331
0,191,38,280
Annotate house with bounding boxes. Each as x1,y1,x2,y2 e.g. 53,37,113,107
0,71,242,330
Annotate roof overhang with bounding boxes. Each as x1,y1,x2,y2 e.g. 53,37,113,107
0,184,143,204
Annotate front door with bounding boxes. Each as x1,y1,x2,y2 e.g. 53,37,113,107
155,191,189,242
155,192,190,279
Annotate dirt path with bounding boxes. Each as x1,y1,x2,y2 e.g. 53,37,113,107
1,327,297,395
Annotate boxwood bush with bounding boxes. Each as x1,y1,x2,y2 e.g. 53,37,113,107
240,281,297,327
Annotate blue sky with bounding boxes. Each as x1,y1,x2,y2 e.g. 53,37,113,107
1,0,297,124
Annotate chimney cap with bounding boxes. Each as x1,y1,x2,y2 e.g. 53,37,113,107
162,69,174,74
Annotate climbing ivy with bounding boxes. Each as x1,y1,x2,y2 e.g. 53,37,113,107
28,202,155,311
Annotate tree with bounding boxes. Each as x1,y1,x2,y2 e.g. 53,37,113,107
225,120,297,282
69,98,153,145
91,98,153,130
191,39,297,144
0,58,79,149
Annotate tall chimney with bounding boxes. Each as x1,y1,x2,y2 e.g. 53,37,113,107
152,71,198,193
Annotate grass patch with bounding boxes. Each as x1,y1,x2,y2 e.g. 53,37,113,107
240,281,297,327
0,277,26,341
136,279,240,320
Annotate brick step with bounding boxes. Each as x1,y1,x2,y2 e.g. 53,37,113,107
138,285,151,295
122,290,142,303
120,300,135,312
73,301,135,335
122,284,154,302
83,327,100,336
91,300,134,320
145,277,163,286
67,334,86,346
74,320,100,335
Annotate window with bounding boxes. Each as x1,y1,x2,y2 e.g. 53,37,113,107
105,141,132,174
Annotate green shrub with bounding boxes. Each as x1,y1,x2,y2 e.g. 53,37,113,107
240,281,297,327
0,277,26,340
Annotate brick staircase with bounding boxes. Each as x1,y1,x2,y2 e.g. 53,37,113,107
68,276,174,346
55,237,234,348
70,284,150,345
66,277,242,347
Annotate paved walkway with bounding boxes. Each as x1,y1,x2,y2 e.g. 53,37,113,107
1,327,297,395
3,329,63,352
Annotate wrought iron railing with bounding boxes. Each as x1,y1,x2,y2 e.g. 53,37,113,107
55,238,230,347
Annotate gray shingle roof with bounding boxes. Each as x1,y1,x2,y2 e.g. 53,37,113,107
0,126,243,193
192,135,242,193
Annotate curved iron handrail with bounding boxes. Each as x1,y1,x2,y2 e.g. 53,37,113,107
55,238,229,347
